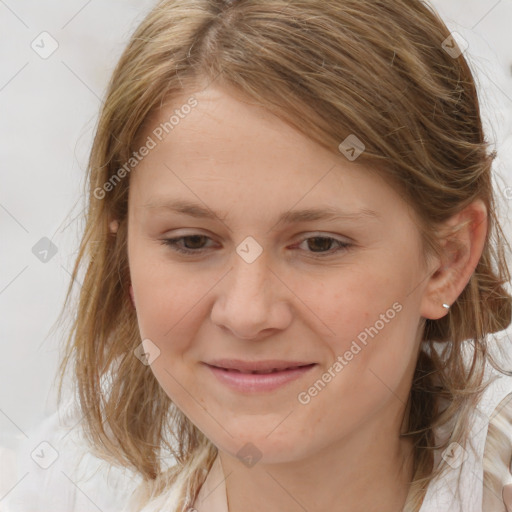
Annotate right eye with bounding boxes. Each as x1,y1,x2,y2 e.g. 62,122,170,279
161,235,215,255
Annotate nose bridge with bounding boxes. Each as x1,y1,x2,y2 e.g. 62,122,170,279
228,246,271,303
210,242,291,339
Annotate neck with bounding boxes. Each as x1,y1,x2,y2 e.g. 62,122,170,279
218,407,415,512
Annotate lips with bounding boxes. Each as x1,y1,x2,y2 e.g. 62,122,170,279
204,361,317,393
214,365,314,375
204,359,316,374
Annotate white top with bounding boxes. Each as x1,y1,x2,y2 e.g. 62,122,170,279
1,360,511,512
0,397,143,512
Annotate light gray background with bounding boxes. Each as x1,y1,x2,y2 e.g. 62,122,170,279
1,0,511,456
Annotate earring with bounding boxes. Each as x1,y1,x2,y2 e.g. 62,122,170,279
442,303,450,310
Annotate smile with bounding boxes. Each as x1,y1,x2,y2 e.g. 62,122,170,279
203,363,317,393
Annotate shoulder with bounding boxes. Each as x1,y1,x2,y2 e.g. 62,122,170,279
0,396,141,512
481,371,512,511
420,353,512,512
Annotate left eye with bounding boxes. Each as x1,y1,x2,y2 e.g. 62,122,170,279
161,234,352,257
294,236,352,256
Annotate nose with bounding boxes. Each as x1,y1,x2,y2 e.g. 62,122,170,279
210,250,293,340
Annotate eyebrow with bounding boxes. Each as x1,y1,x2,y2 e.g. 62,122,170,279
142,198,380,227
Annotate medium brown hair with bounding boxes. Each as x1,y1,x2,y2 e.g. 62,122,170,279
56,1,512,510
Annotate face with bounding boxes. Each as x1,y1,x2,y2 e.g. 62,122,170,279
126,83,432,465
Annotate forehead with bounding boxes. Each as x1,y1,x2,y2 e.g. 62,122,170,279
128,84,407,224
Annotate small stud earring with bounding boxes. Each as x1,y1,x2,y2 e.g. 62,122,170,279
442,303,450,310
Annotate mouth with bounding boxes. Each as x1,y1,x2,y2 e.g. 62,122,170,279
203,361,318,393
204,359,317,373
207,363,316,374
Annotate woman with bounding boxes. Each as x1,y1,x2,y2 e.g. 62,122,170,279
3,1,512,511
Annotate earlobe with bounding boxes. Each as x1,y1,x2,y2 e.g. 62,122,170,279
109,218,119,234
419,199,488,320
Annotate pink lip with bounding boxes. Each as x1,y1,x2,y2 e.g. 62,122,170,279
204,363,317,393
205,358,315,372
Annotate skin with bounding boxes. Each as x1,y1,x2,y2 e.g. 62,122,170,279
123,82,488,512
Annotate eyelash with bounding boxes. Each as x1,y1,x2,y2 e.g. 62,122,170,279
161,234,352,258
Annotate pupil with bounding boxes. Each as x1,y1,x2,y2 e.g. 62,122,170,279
308,237,331,252
185,235,206,249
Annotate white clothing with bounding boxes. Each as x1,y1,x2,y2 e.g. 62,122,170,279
0,398,142,512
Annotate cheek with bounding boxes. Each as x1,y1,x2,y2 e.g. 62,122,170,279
294,264,420,395
128,239,214,341
294,265,403,349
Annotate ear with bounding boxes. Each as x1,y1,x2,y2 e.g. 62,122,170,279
420,199,488,320
107,217,134,307
109,218,120,234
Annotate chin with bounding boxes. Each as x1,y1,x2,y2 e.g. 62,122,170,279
214,430,306,466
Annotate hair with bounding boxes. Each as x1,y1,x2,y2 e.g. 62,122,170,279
55,0,512,510
482,390,512,510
